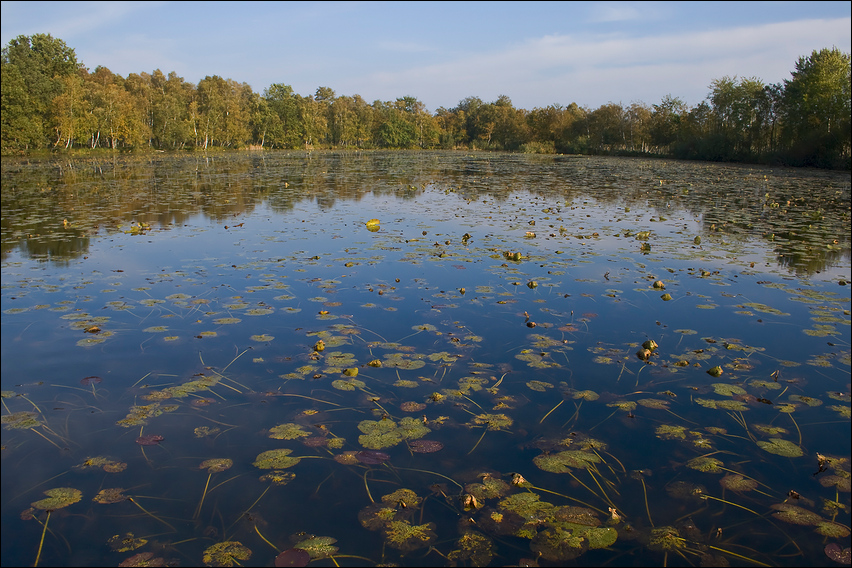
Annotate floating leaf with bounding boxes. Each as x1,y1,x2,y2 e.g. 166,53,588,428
383,520,437,551
259,471,296,486
408,440,444,453
825,543,852,564
135,434,164,446
465,475,511,500
355,450,391,464
531,526,588,561
719,474,758,492
771,503,822,525
400,401,426,413
274,548,311,568
269,423,312,440
200,458,233,473
108,532,147,552
686,457,723,473
253,449,301,469
526,380,554,392
291,536,338,559
471,413,513,430
447,531,494,566
757,438,803,457
815,521,851,538
648,526,686,551
202,541,252,567
1,411,41,429
32,487,82,510
712,383,746,396
93,488,129,504
534,450,601,473
656,425,687,440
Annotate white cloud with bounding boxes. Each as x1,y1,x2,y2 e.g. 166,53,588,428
342,17,851,109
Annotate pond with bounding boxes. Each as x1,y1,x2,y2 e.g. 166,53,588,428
1,151,850,567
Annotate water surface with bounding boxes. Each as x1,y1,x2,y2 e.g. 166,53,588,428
2,152,850,567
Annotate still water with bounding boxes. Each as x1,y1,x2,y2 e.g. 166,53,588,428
1,151,850,567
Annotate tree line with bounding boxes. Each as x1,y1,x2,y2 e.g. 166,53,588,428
2,34,849,168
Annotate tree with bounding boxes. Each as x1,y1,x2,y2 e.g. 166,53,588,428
1,33,81,148
650,94,687,151
781,47,851,167
263,84,301,148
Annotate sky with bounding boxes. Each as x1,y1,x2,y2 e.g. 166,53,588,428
2,1,850,113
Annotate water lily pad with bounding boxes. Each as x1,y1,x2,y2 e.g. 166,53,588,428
466,475,511,501
719,474,758,492
269,423,312,440
771,503,822,525
471,413,513,430
202,541,252,567
32,487,82,510
648,526,686,551
383,520,437,551
686,456,723,473
291,536,338,559
108,533,147,552
534,450,602,473
274,548,311,568
93,488,129,504
1,411,41,429
447,531,494,566
531,526,588,561
253,448,301,469
408,439,444,453
757,438,803,457
200,458,233,473
815,521,851,538
355,450,391,464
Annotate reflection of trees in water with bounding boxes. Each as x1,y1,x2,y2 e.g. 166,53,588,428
1,152,849,273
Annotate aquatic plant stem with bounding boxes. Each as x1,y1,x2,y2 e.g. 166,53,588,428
698,494,760,517
254,524,278,552
194,472,212,519
394,467,464,489
787,412,802,446
467,428,488,455
34,510,50,568
363,470,375,503
526,484,607,515
540,399,563,423
128,497,176,531
706,544,771,567
640,477,654,527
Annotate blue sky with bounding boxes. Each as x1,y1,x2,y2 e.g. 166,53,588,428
2,1,850,112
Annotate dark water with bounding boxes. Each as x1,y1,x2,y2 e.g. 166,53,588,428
1,151,850,567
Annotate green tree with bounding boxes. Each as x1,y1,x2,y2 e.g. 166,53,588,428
781,47,851,167
263,84,302,148
650,94,687,151
1,34,81,149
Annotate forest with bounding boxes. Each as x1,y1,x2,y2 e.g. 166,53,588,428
1,34,850,169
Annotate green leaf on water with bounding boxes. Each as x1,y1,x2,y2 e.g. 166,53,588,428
656,424,687,440
757,438,803,457
291,535,338,559
269,423,312,440
202,541,252,567
771,503,822,525
687,456,724,473
534,450,602,473
712,383,746,396
32,487,82,510
252,449,301,469
1,411,41,429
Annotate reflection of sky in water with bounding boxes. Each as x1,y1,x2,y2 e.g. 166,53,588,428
1,154,850,567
